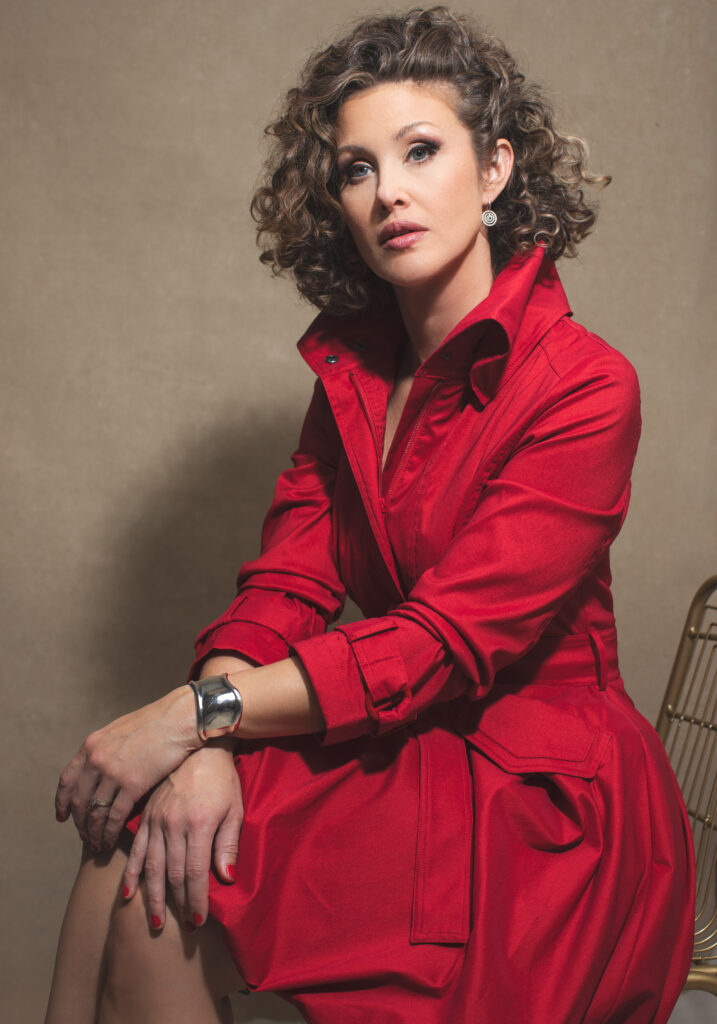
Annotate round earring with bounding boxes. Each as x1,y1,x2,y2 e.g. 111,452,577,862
482,204,497,228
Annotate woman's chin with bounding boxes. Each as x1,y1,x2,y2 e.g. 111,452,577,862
375,263,444,293
383,267,460,299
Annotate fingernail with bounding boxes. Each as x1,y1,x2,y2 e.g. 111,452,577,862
55,811,65,822
184,921,197,933
192,912,204,926
122,886,130,900
226,863,236,880
151,915,162,930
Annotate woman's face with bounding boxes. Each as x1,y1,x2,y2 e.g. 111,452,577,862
335,81,497,297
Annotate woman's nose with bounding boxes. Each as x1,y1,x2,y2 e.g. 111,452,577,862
375,168,408,209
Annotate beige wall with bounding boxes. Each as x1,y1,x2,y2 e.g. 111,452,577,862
2,1,715,1020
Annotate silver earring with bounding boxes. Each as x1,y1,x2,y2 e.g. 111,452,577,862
482,204,497,228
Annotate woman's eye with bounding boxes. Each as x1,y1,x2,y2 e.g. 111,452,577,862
344,162,372,183
407,142,439,163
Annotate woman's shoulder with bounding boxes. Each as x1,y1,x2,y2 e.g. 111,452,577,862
538,315,640,406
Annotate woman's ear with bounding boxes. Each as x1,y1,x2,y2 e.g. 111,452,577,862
483,138,514,203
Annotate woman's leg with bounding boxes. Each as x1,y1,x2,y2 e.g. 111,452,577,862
45,844,244,1024
45,845,119,1024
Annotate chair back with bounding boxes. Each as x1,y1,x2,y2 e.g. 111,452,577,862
656,575,717,994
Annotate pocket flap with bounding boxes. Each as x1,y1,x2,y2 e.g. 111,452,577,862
457,693,610,779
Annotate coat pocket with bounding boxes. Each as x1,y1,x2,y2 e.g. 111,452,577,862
458,693,612,875
456,692,612,779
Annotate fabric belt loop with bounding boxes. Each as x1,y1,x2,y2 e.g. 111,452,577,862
588,630,608,691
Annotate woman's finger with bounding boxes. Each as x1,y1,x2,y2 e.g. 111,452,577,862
213,807,242,884
165,825,189,926
102,791,137,852
85,787,118,851
142,826,168,931
123,819,149,901
68,769,102,840
54,750,87,823
184,827,213,931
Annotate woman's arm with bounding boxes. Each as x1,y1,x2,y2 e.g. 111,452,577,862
225,656,326,738
56,651,320,840
188,379,347,675
118,655,323,932
56,649,324,931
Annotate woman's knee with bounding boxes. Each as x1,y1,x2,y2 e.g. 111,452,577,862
103,888,242,1013
105,889,154,968
101,895,170,1018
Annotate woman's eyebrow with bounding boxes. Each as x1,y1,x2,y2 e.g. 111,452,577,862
337,121,440,156
394,120,440,139
336,143,367,156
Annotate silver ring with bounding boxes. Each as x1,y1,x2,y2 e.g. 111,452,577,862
89,795,112,810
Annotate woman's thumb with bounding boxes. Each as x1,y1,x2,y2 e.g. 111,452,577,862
214,814,240,882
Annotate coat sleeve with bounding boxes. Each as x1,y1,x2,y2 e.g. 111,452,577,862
291,344,642,744
190,379,346,674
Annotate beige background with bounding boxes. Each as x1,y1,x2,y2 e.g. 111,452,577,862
1,1,715,1021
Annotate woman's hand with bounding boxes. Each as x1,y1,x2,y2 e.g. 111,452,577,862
55,686,200,851
121,742,243,931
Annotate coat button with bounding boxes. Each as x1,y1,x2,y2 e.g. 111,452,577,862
325,354,339,364
441,350,453,360
354,339,366,351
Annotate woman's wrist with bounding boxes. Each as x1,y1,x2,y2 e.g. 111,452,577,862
179,654,256,747
188,674,244,741
165,685,207,751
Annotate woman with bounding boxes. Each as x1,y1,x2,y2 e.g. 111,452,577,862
45,8,694,1023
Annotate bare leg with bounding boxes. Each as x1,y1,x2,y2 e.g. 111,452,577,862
45,844,244,1024
99,873,242,1024
45,846,118,1024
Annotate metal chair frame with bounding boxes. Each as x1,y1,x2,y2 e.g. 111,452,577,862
656,575,717,996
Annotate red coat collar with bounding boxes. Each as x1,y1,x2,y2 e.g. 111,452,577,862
298,246,571,406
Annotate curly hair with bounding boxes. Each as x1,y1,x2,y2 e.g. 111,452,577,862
251,6,610,314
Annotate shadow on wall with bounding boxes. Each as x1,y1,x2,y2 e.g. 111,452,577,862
232,989,304,1023
87,411,306,712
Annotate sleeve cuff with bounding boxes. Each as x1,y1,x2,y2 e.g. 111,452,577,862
292,620,419,745
191,621,291,678
291,631,372,745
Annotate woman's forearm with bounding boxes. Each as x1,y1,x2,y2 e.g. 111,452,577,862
199,653,257,678
224,656,325,739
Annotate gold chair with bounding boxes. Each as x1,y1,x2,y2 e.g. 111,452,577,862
656,575,717,995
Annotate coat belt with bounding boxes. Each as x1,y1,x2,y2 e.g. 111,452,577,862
495,627,620,690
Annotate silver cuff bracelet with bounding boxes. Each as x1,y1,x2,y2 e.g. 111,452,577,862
189,674,243,741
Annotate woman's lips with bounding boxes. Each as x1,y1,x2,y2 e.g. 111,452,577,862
382,230,427,250
379,221,428,250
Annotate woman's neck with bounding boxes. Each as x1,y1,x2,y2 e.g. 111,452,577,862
393,254,495,369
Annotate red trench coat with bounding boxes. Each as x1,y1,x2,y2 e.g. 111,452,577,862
190,247,694,1022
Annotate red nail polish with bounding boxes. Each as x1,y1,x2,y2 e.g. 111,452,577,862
192,912,203,926
56,811,65,822
122,886,130,899
226,863,236,880
184,921,197,933
151,915,162,929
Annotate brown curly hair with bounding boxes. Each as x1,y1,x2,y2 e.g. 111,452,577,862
251,6,610,314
